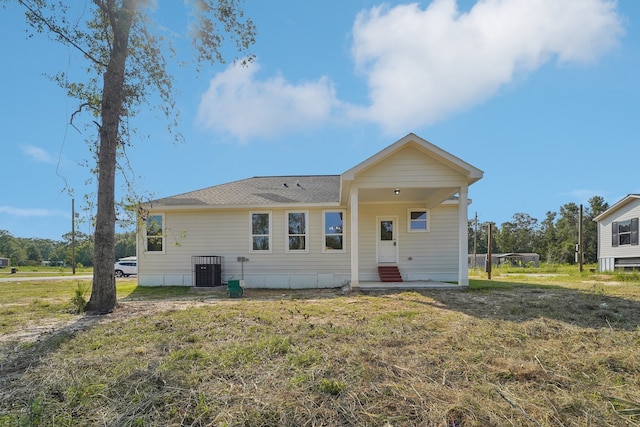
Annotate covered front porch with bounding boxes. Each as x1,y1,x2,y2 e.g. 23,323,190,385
346,187,470,288
340,134,483,289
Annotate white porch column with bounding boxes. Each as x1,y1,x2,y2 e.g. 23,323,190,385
458,185,469,286
350,187,359,287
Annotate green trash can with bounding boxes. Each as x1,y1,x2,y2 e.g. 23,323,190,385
227,279,243,298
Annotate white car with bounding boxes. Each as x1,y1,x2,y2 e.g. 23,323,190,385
114,256,137,277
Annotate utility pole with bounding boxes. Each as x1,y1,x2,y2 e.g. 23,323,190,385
578,204,583,273
72,199,76,275
473,212,478,268
487,222,492,280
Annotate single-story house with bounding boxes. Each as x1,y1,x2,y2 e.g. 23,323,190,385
136,133,483,289
594,194,640,271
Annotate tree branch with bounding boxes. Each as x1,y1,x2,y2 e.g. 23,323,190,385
69,102,101,133
18,0,108,68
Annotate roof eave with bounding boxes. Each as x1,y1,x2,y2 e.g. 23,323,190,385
594,194,640,222
141,202,344,212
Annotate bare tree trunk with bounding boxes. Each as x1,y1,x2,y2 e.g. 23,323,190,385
86,0,137,314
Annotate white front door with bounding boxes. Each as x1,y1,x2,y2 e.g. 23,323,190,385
377,217,398,263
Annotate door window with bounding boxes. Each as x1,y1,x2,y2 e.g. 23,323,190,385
380,220,393,241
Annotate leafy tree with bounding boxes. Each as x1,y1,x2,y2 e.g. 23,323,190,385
40,239,63,263
495,213,540,254
554,203,580,263
584,196,609,263
0,230,15,259
115,231,136,259
62,231,94,267
538,211,561,263
75,239,95,268
50,243,68,266
0,230,26,266
12,0,256,313
26,243,43,266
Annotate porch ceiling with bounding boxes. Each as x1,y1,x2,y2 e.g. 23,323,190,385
358,187,459,207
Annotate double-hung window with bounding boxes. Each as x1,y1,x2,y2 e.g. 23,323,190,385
407,209,429,232
251,212,271,252
323,210,345,252
145,213,165,253
612,218,639,247
287,211,308,252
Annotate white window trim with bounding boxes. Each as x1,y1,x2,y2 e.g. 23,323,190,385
286,210,309,253
407,208,430,233
322,209,346,253
250,211,272,253
144,212,166,254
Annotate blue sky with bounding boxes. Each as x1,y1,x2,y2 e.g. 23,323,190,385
1,0,639,241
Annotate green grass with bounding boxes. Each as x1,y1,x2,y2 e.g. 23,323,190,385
1,273,640,426
0,280,82,335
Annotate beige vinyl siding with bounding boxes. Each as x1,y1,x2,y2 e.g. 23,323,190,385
355,145,466,188
402,205,459,280
357,203,459,282
138,207,350,287
598,199,640,266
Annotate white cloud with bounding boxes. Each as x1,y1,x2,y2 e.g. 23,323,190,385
196,62,344,141
351,0,623,133
20,145,58,164
197,0,623,139
0,206,66,218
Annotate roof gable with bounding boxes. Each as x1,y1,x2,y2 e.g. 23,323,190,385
341,133,483,184
594,194,640,222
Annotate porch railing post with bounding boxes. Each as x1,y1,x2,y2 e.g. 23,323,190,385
458,185,469,286
350,187,359,288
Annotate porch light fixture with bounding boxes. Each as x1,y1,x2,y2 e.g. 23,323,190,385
394,188,400,195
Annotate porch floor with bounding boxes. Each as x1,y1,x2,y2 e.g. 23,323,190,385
351,280,465,291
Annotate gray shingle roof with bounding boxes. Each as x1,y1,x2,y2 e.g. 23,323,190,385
149,175,340,207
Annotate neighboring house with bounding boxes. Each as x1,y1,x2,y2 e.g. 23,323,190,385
136,133,483,289
594,194,640,271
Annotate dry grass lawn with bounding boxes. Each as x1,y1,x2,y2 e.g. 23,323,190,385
1,274,639,426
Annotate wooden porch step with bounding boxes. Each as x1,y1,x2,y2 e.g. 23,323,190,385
378,265,403,282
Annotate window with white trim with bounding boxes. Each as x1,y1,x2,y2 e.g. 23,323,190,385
407,209,429,232
145,213,165,253
251,212,271,252
323,210,345,252
287,211,308,252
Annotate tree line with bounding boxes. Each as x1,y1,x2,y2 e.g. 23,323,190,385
469,196,609,264
0,230,135,268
